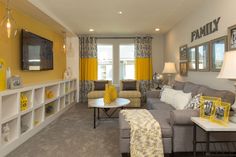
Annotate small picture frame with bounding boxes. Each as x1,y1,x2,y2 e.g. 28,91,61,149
210,102,230,126
200,96,221,119
179,61,188,76
228,24,236,50
179,45,188,61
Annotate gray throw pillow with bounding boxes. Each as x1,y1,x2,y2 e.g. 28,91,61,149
122,81,137,90
94,81,108,90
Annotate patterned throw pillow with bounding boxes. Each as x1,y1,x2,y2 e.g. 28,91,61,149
184,93,202,109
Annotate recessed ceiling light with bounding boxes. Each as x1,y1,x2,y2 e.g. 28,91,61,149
155,28,160,32
89,29,94,32
118,11,123,15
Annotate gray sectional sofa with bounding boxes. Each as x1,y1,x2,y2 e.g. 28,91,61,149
119,81,236,155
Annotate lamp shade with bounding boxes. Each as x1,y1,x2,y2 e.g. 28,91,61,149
162,62,177,74
217,51,236,79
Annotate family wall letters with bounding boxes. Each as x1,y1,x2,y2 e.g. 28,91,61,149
191,17,221,42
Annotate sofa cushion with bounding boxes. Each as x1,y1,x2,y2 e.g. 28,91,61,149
122,81,137,90
198,86,235,105
147,98,175,111
94,81,108,90
173,81,185,90
119,91,141,98
119,110,172,138
183,82,200,96
87,91,104,99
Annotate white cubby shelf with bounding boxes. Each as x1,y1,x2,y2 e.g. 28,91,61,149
0,79,77,157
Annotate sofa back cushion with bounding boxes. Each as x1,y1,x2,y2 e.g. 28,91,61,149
198,86,235,105
94,81,108,90
183,82,201,96
173,81,185,90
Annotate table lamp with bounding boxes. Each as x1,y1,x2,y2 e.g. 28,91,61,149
162,62,177,86
217,51,236,123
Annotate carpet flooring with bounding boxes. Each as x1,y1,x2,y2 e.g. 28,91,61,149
7,103,197,157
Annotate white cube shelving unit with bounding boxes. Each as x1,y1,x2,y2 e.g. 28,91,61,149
0,79,77,157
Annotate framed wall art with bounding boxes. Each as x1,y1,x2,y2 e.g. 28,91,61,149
197,42,210,71
228,24,236,50
210,36,227,72
179,45,188,61
188,47,197,71
179,61,188,76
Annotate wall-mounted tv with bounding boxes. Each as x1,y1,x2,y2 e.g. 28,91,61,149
21,29,53,71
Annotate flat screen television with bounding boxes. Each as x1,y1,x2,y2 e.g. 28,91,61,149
21,30,53,71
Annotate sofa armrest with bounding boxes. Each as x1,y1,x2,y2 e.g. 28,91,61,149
146,90,161,98
170,109,199,126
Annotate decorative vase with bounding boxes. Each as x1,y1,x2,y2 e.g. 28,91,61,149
104,84,111,105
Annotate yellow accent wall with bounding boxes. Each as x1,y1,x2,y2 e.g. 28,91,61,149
0,2,66,85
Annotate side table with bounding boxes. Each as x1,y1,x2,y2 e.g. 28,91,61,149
191,117,236,157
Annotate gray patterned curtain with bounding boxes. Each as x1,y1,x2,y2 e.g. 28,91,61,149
135,36,153,103
79,36,97,103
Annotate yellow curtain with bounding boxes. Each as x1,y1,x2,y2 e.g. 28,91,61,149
135,58,153,80
79,58,98,81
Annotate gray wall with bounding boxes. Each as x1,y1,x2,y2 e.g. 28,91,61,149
164,0,236,91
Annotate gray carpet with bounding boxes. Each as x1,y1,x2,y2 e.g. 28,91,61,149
8,104,120,157
7,103,196,157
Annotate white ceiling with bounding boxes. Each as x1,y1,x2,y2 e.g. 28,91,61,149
12,0,205,35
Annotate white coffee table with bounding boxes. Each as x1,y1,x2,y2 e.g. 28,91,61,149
88,98,130,128
191,117,236,157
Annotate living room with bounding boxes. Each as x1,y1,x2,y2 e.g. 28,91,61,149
0,0,236,157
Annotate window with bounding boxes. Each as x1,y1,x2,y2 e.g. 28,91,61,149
119,44,135,80
97,45,113,80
